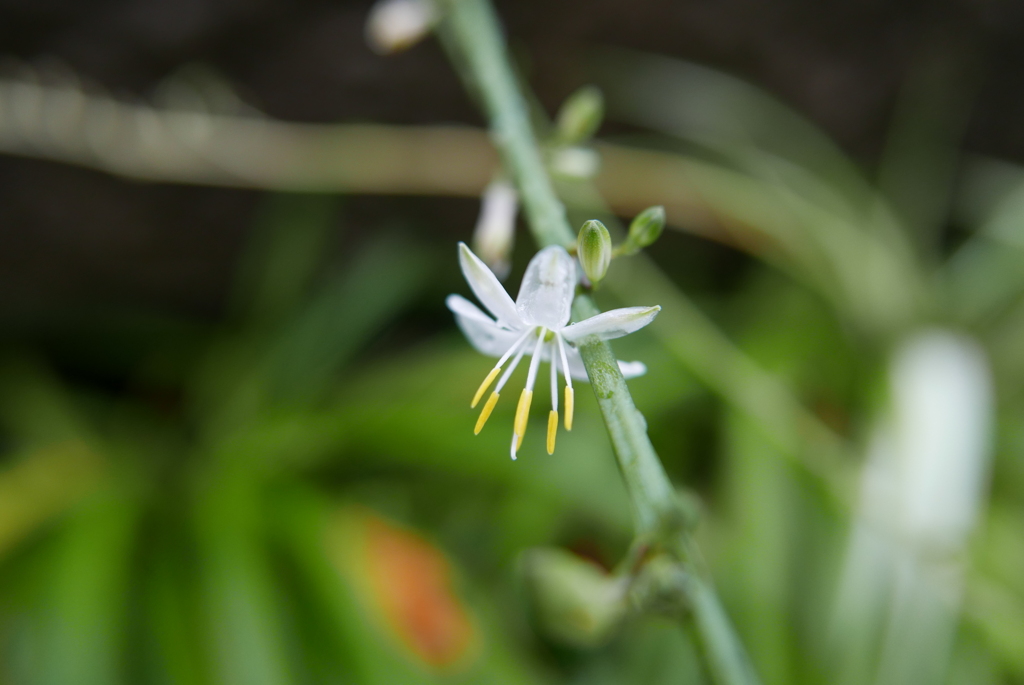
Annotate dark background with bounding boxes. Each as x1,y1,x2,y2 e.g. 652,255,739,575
0,0,1018,320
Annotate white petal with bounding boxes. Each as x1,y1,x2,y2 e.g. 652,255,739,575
563,346,648,381
561,306,661,343
451,306,521,358
516,245,576,328
445,294,494,325
617,361,647,378
458,242,524,329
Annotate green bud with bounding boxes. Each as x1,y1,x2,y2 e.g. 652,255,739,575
625,205,665,253
577,219,612,284
627,555,690,617
523,548,628,647
556,86,604,145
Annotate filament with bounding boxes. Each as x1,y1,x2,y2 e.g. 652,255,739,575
471,327,533,407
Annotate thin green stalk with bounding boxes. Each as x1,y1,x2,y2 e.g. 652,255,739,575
571,296,679,532
440,0,573,249
443,0,674,532
441,1,761,683
686,574,764,685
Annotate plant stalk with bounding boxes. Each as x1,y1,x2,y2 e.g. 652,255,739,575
442,1,761,683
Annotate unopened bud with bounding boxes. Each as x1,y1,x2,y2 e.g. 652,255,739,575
549,146,600,180
471,179,518,280
523,548,628,647
556,86,604,145
622,205,665,255
627,555,691,617
365,0,438,55
577,219,612,284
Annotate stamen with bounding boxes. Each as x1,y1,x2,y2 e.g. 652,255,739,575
513,389,532,450
472,367,501,408
556,333,573,392
524,329,546,391
493,337,530,395
474,391,500,434
546,341,559,454
471,328,534,407
556,333,574,431
475,329,540,434
565,386,575,431
511,330,547,452
549,341,559,412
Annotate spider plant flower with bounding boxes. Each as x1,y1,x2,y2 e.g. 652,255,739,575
365,0,438,55
471,179,518,280
447,243,660,459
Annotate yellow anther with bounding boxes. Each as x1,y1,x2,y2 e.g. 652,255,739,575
474,392,500,434
564,387,574,430
547,410,558,454
514,389,533,445
472,367,501,408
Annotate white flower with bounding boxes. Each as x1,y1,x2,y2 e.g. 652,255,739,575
549,145,601,180
365,0,437,55
447,242,660,459
471,179,518,280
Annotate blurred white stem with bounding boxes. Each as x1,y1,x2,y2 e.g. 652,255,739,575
832,330,993,685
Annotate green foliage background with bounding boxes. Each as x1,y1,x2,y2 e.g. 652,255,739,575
0,29,1022,685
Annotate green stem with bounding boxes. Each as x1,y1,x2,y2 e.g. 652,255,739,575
441,0,573,249
570,296,677,532
443,0,673,531
685,575,764,685
442,2,761,684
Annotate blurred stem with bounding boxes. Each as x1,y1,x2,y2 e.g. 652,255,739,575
685,574,765,685
442,1,760,684
441,0,574,249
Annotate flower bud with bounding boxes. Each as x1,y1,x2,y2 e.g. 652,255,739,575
622,205,665,255
365,0,438,55
556,86,604,145
627,555,690,617
523,548,627,647
549,145,600,180
577,219,612,284
471,179,518,280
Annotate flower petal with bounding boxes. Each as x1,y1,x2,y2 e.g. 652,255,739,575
617,361,647,378
561,306,661,344
458,243,523,329
516,245,576,329
445,294,495,325
451,305,521,358
562,346,647,381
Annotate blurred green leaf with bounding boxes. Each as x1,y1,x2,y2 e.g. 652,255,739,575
141,517,209,685
194,467,293,685
0,357,94,447
231,193,341,327
876,47,974,255
265,237,431,407
32,490,140,685
717,413,796,685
